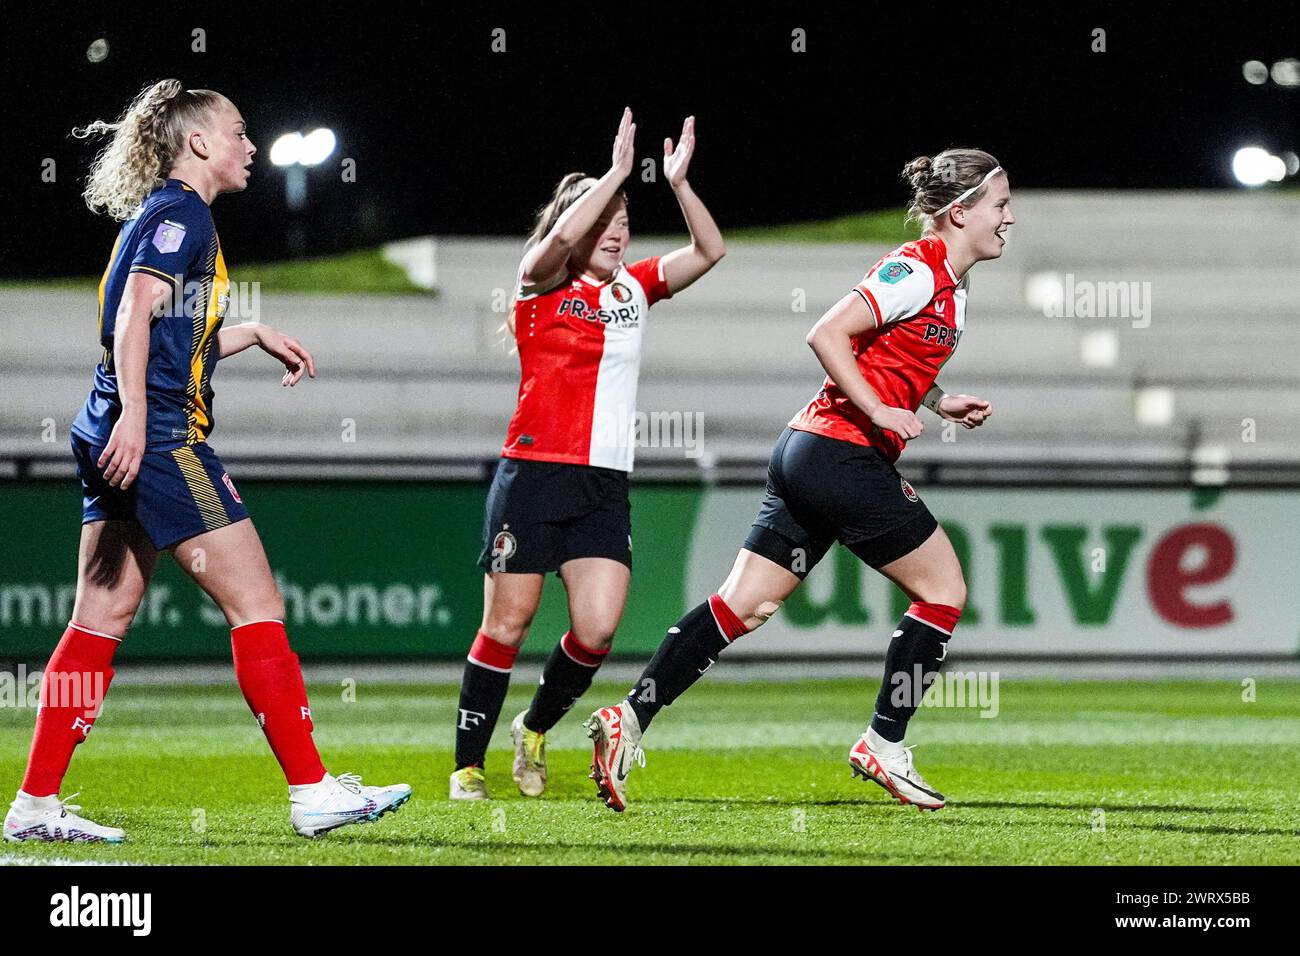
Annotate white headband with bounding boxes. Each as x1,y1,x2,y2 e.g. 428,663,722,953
935,165,1004,216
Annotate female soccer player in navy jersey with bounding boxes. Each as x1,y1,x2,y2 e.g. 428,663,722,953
450,108,726,800
4,80,411,844
587,150,1015,812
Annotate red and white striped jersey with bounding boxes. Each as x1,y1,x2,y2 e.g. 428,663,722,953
789,234,968,463
502,257,671,472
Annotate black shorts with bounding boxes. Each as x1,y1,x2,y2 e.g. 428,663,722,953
477,457,632,574
743,427,937,577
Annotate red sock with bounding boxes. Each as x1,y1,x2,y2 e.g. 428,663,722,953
21,623,119,798
904,602,962,635
707,594,749,643
230,620,327,786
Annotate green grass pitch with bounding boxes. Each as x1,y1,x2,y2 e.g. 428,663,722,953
1,678,1296,865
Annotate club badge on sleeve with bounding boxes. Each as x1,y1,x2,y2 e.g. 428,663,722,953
878,261,914,284
152,220,187,254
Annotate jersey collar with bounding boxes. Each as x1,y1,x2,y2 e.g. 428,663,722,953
926,234,961,284
576,263,622,287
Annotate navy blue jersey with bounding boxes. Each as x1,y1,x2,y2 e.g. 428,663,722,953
71,178,230,449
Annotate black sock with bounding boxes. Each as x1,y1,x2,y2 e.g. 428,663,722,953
869,603,959,743
626,595,746,731
524,632,607,734
454,632,518,769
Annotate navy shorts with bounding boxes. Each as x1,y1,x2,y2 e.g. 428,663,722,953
743,427,937,576
72,433,250,550
478,457,632,574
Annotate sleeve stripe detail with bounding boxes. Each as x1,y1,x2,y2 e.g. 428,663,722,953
853,286,883,327
129,265,180,286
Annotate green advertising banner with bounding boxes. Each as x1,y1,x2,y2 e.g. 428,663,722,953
0,480,700,661
688,487,1300,659
2,479,1296,660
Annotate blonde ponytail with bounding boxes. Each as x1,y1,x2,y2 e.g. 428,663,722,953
74,79,227,220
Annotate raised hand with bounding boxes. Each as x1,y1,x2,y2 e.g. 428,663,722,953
663,115,696,188
611,107,636,180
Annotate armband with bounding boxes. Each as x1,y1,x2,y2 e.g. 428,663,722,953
922,384,946,413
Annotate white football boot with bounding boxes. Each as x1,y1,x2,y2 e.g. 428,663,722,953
290,772,412,838
449,766,489,800
584,702,645,812
849,731,945,811
510,712,548,797
4,791,125,844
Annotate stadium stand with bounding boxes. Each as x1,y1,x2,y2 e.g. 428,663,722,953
3,191,1298,475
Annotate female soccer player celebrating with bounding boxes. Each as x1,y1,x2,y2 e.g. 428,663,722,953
450,108,725,799
587,150,1014,812
4,80,411,844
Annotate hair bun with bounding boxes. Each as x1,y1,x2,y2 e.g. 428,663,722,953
902,155,933,191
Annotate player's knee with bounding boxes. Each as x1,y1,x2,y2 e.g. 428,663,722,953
73,591,141,638
264,593,287,623
571,625,616,653
480,617,530,649
239,585,285,626
76,608,134,639
948,577,968,614
923,579,966,614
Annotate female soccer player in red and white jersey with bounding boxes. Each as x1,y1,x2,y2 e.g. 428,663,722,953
450,108,725,799
587,149,1014,812
4,81,410,844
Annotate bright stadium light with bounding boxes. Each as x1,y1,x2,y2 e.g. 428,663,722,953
1192,445,1230,486
1024,271,1064,314
1232,146,1286,186
86,38,110,63
1271,58,1300,87
1080,329,1119,369
1242,60,1268,84
269,127,339,221
1135,386,1175,427
298,128,337,166
270,132,304,167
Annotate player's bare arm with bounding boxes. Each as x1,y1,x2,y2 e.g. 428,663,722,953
659,116,726,294
217,323,317,387
98,271,171,489
520,107,637,288
805,291,924,441
937,392,992,428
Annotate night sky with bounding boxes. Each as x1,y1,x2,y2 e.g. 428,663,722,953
3,1,1298,278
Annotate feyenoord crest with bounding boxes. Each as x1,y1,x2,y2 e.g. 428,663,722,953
493,530,518,560
610,282,632,303
900,477,919,502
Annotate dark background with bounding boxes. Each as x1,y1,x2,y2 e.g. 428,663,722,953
3,1,1298,277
